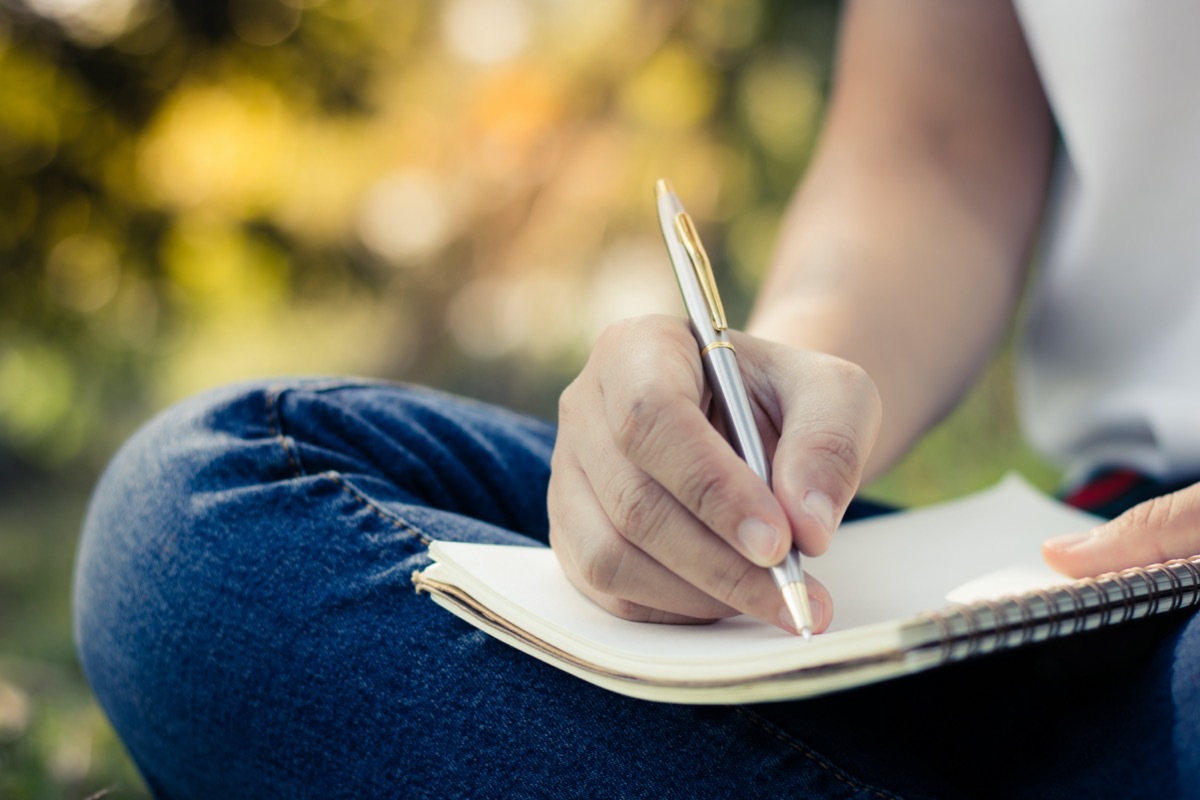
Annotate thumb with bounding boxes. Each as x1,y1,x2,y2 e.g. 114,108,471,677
1043,486,1200,578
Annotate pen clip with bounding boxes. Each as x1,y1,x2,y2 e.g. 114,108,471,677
672,211,728,332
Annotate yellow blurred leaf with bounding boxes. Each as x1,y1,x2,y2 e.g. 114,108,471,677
160,215,287,316
619,43,718,130
738,51,822,161
137,78,298,217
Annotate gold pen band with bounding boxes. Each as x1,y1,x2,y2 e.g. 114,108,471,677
673,212,728,332
700,340,735,357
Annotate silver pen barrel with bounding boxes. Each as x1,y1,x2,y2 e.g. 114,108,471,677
702,345,814,638
657,177,814,638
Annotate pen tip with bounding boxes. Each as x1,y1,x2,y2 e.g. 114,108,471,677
801,627,813,642
780,582,815,638
655,178,674,198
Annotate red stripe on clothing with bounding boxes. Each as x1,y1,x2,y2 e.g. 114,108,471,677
1064,468,1143,511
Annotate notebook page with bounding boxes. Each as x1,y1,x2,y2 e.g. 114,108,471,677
424,544,891,681
426,474,1102,679
810,473,1102,630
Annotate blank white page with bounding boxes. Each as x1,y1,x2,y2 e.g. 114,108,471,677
425,475,1102,679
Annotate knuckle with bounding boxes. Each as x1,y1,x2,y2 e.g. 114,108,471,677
846,361,883,420
595,316,661,358
545,457,577,524
606,471,666,543
610,384,670,458
836,356,875,394
546,484,562,528
1125,494,1181,533
806,423,865,489
556,382,575,422
557,376,587,428
599,316,639,342
706,557,761,609
590,321,625,355
678,466,728,526
1118,494,1184,563
579,537,627,597
811,353,883,430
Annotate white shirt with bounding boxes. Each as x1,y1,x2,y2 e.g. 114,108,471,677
1013,0,1200,481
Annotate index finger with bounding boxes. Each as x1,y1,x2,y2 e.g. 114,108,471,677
599,317,792,568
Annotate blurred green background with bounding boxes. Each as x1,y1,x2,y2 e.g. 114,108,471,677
0,0,1057,795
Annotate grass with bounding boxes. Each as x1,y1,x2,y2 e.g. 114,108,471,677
866,347,1061,505
0,472,149,800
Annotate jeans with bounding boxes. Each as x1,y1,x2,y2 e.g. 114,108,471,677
74,379,1200,799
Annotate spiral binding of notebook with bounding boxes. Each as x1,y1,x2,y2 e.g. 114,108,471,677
920,556,1200,663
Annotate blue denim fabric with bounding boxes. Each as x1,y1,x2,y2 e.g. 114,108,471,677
74,379,1200,799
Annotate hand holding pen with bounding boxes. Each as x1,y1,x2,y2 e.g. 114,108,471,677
655,179,814,637
546,182,881,634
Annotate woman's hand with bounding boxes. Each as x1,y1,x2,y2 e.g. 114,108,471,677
1044,483,1200,577
547,315,882,632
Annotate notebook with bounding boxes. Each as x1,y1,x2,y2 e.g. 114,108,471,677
412,474,1200,704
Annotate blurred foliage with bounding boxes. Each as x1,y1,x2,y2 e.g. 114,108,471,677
0,0,1055,796
0,0,842,477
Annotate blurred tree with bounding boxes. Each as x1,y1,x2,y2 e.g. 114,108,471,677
1,0,843,480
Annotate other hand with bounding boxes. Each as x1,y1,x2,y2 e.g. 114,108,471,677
1044,482,1200,577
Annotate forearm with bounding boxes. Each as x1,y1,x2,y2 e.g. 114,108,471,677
747,147,1035,478
748,0,1053,479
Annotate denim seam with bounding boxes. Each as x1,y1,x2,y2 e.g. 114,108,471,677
732,707,902,800
265,383,432,547
267,384,308,477
324,472,433,546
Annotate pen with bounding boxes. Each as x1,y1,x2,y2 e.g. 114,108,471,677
654,178,814,640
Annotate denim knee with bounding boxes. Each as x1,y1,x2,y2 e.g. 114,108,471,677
72,381,306,793
71,379,559,797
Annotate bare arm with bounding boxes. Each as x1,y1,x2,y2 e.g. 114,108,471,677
749,0,1054,479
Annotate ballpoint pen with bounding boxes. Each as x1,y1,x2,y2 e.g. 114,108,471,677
655,178,814,640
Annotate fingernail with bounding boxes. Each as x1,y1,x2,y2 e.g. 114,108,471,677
805,592,824,631
778,606,799,634
738,517,783,566
802,489,836,550
1046,529,1098,551
779,594,824,634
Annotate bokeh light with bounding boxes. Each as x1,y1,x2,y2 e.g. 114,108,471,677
584,236,680,341
442,0,530,65
22,0,147,46
355,171,456,265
